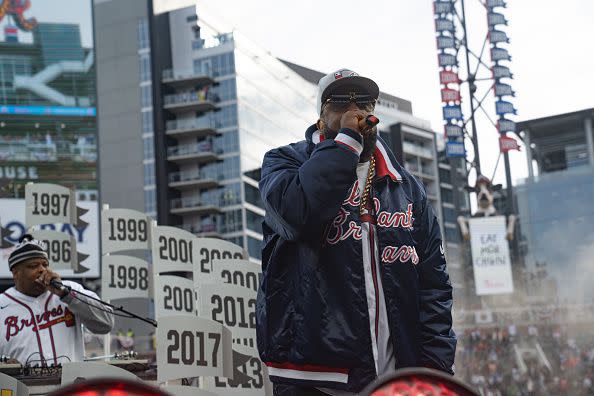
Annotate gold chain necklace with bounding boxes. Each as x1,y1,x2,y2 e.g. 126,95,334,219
360,155,376,215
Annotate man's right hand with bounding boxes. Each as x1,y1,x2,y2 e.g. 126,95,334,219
340,109,373,136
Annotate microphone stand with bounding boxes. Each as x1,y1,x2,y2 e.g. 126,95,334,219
56,281,157,328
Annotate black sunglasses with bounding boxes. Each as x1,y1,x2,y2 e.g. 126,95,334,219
324,94,376,112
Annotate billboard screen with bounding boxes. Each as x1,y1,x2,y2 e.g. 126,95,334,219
0,0,98,278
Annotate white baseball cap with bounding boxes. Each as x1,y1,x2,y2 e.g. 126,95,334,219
316,68,379,115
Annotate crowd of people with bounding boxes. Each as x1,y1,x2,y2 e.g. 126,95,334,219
456,324,594,395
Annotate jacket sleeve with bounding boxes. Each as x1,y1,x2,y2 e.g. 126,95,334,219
61,281,115,334
414,195,457,374
259,129,363,241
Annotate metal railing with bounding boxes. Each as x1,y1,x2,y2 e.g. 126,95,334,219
170,196,203,210
403,141,434,158
165,117,217,132
167,141,222,157
170,195,238,210
162,68,213,80
168,169,223,184
163,91,220,106
180,220,243,235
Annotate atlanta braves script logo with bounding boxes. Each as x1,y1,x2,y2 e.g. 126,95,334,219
4,305,75,341
326,183,418,267
0,0,38,31
381,245,419,265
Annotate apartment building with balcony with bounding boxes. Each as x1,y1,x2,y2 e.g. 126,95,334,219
96,2,316,260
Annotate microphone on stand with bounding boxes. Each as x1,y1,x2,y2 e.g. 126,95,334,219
49,278,71,293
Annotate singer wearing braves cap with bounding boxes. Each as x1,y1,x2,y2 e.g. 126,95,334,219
0,234,114,365
257,69,456,395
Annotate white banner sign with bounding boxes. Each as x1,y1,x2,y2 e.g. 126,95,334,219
199,283,257,349
31,229,78,271
154,275,197,319
152,226,195,274
469,216,514,295
0,199,99,278
193,238,245,283
203,345,272,396
212,259,262,292
25,183,76,228
102,208,151,253
101,255,151,300
157,315,233,383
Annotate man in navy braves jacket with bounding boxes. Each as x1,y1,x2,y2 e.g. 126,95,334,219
257,69,456,395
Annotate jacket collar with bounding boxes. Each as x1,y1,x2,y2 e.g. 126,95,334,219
306,124,403,183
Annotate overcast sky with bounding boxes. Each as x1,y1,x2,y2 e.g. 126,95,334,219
194,0,593,186
5,0,592,187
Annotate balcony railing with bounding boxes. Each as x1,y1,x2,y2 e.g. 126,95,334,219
163,91,219,107
180,220,243,235
170,196,203,210
162,68,213,81
170,195,239,211
167,141,222,158
169,169,222,184
403,142,433,158
165,117,218,133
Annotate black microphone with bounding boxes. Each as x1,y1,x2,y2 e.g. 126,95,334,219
49,279,71,293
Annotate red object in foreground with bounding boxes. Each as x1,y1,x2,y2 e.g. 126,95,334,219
362,368,480,396
47,378,171,396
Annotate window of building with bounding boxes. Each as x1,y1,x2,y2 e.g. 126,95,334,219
201,156,240,181
140,84,152,108
440,188,453,204
144,162,155,185
213,104,238,128
246,209,263,234
141,110,153,133
144,188,156,214
247,236,262,260
143,135,154,159
139,53,151,82
439,168,451,184
220,209,243,234
213,130,239,153
194,52,235,77
211,78,236,102
244,183,263,209
444,224,461,244
199,182,241,207
137,18,150,50
443,207,458,224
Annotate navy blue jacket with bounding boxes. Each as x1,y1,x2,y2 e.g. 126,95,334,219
257,125,456,392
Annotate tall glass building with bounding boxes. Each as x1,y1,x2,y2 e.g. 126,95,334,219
0,0,99,280
116,5,317,261
156,7,316,259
